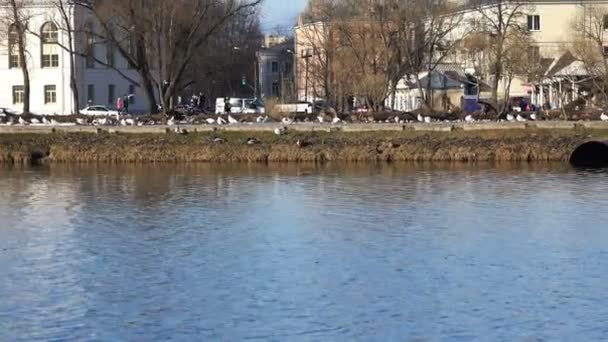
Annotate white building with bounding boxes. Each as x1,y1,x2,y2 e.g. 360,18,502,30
0,1,147,115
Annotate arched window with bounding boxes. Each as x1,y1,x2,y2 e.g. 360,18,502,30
41,22,58,68
8,24,19,68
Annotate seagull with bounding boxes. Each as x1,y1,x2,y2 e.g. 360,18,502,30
30,118,40,124
125,118,135,126
506,114,515,122
332,116,341,124
137,121,143,127
18,117,27,125
530,113,537,121
317,116,325,123
213,137,226,144
167,116,175,126
516,114,527,122
42,117,50,125
417,114,424,122
206,118,216,124
247,137,261,145
98,118,108,125
217,116,227,125
6,118,14,126
51,119,58,125
601,112,608,121
424,116,431,123
274,126,287,135
281,117,293,125
76,118,86,125
465,114,475,123
174,127,188,135
120,118,127,126
228,115,238,124
394,116,400,123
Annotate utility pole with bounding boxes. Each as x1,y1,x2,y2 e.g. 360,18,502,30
302,48,313,102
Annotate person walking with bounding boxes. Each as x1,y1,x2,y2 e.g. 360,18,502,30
116,96,124,114
224,97,231,115
123,95,130,114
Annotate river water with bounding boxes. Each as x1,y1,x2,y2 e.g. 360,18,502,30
1,163,607,341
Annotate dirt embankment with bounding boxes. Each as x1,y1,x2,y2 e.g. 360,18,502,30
0,129,602,164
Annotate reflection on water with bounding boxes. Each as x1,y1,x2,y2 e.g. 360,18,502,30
1,163,607,340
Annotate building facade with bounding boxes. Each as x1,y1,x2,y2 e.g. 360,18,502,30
256,39,295,101
0,1,146,115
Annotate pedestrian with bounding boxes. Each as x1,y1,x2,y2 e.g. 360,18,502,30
123,95,130,114
116,96,124,113
224,97,231,114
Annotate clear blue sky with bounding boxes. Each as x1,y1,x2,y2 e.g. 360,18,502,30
260,0,307,32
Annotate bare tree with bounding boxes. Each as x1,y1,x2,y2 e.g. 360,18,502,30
77,0,263,114
568,4,608,106
469,0,532,107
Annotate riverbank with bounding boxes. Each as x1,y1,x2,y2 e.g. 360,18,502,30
0,125,605,164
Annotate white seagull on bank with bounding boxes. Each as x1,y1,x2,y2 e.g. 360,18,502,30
206,118,216,124
42,117,50,125
417,114,424,122
51,119,58,125
317,116,324,123
18,117,27,125
30,118,40,124
516,114,527,122
332,116,341,124
530,113,537,121
506,114,515,122
601,112,608,121
424,116,432,123
228,115,238,124
465,114,475,123
281,117,293,125
274,127,287,135
217,116,227,125
167,116,175,126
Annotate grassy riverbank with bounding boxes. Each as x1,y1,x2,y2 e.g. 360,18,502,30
0,128,605,164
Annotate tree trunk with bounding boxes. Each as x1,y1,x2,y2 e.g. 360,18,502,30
141,72,158,114
11,0,29,114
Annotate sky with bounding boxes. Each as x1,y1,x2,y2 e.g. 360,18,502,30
260,0,307,33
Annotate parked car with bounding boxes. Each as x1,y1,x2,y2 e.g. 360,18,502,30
81,105,119,116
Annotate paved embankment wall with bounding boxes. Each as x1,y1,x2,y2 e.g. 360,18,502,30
0,122,605,164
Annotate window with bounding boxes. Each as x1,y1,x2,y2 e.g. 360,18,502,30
44,85,56,104
271,61,279,73
87,84,95,104
128,85,135,104
41,22,59,68
106,42,115,68
8,24,20,68
604,15,608,30
271,81,279,97
85,23,95,68
12,85,23,104
603,46,608,56
527,15,540,31
529,46,540,62
108,84,115,104
127,36,136,69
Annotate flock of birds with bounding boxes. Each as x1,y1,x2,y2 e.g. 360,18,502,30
2,111,608,128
